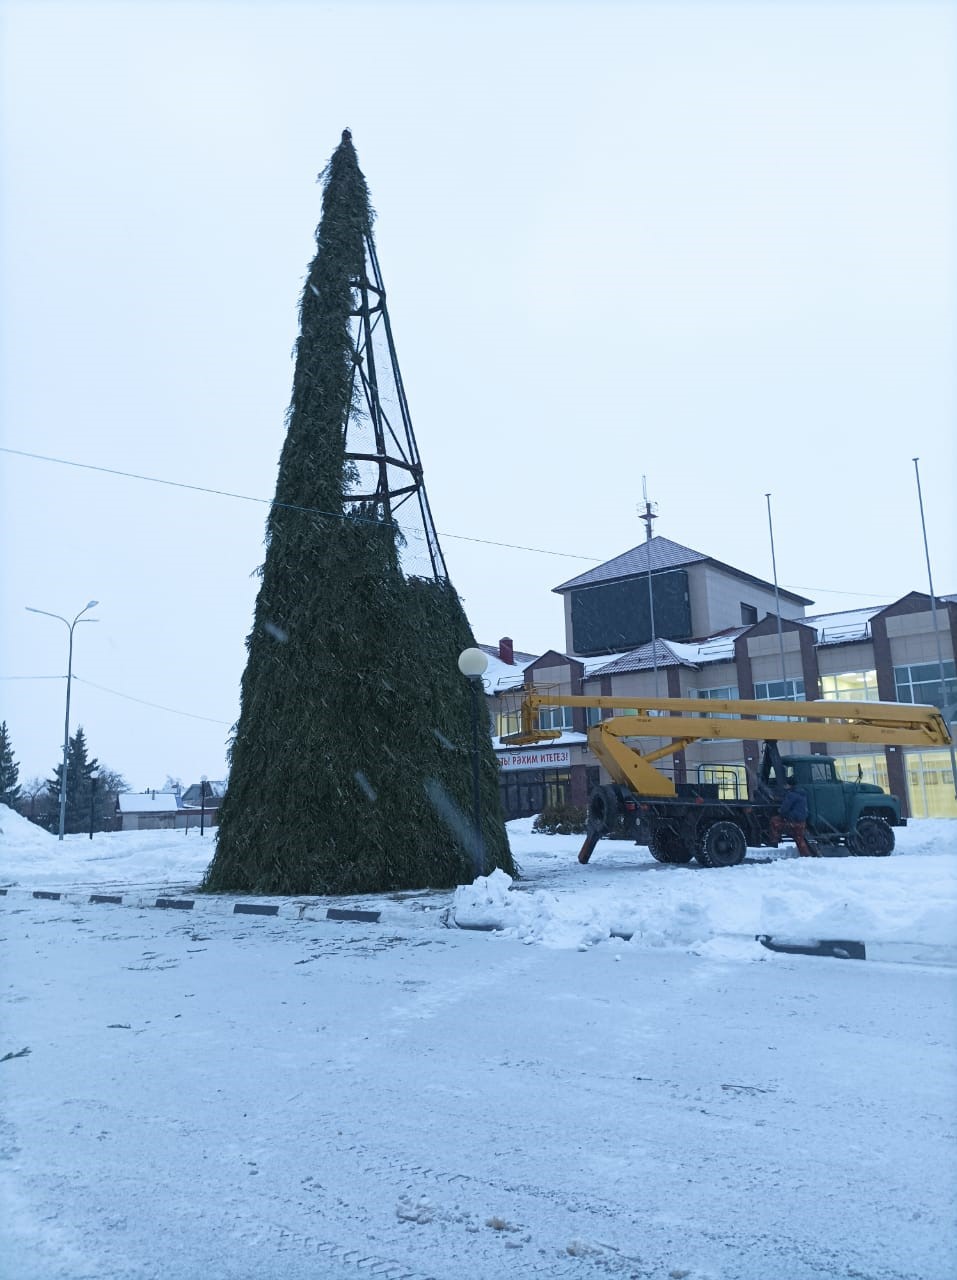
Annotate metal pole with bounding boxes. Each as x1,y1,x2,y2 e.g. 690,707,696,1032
912,458,957,799
89,773,97,840
765,494,789,692
200,777,207,836
468,678,484,877
26,601,98,840
640,478,659,694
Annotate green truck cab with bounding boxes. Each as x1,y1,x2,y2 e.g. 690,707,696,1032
762,749,903,856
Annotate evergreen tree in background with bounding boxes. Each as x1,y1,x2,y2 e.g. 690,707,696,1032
205,131,513,895
0,722,22,808
46,726,100,834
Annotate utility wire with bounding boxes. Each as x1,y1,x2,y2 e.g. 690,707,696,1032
0,671,231,725
1,445,899,600
0,446,601,563
72,677,232,725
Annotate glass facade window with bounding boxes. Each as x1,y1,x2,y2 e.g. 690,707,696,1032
754,677,805,721
695,763,747,799
496,708,521,739
753,678,805,701
834,753,889,790
695,685,739,712
894,661,956,710
538,705,574,732
498,769,571,820
904,748,956,819
819,671,879,702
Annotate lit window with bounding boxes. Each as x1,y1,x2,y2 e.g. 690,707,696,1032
820,670,879,702
496,709,520,738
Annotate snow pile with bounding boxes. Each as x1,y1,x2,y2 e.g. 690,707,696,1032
0,802,55,850
2,804,956,956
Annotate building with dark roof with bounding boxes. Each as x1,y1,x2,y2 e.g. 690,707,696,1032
485,540,956,824
553,536,811,658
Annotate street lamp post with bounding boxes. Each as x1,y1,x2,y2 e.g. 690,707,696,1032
89,769,99,840
457,647,489,878
200,776,208,837
25,600,99,841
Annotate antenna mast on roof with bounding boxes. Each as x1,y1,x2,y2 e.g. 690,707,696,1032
639,477,660,692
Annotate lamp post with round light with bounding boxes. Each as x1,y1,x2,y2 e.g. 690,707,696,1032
457,647,489,877
25,600,99,841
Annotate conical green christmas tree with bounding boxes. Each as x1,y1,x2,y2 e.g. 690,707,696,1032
204,131,513,896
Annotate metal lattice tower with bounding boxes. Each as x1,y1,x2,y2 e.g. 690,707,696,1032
342,231,448,582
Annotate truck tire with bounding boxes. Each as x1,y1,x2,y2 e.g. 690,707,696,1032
588,786,621,833
648,827,694,864
696,820,747,868
846,817,894,857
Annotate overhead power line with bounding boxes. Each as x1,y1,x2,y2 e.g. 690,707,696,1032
0,446,600,563
72,677,233,725
0,446,900,601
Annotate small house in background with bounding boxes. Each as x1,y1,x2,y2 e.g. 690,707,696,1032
116,791,184,832
180,780,226,827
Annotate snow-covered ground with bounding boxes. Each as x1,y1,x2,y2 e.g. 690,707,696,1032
2,806,956,1279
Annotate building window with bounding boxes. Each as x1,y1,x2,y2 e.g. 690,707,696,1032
538,705,575,732
753,678,805,702
695,685,740,709
740,603,758,625
694,763,747,799
496,708,521,738
498,768,571,820
834,753,889,791
894,661,956,710
819,670,879,702
904,748,957,819
754,677,805,720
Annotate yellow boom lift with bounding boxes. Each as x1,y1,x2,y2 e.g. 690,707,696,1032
504,689,951,867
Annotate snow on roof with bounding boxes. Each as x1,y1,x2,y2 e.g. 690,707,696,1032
804,606,881,645
584,630,745,677
117,792,183,813
477,645,539,694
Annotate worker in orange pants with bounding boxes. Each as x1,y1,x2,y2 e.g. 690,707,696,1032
770,777,818,856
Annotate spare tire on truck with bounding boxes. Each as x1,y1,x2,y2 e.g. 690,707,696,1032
588,785,621,833
696,820,747,868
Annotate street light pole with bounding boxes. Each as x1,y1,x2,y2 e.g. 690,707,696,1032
912,458,957,800
200,776,208,836
89,769,99,840
25,600,99,840
457,647,489,878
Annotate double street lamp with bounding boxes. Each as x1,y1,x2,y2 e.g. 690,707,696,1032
457,647,489,878
25,600,100,841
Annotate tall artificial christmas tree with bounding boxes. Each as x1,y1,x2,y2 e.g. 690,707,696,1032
204,131,513,895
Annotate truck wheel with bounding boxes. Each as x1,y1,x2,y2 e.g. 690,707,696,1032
696,820,747,868
588,786,620,833
648,827,694,864
846,817,895,857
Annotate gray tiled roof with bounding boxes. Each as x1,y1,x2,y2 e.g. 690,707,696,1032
584,638,684,676
553,537,708,593
553,535,813,605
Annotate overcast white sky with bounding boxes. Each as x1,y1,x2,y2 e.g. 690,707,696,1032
1,0,954,791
